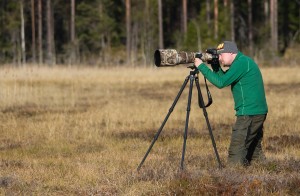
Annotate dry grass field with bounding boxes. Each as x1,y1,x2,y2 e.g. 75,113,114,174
0,65,299,195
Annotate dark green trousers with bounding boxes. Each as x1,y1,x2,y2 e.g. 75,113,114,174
228,114,267,165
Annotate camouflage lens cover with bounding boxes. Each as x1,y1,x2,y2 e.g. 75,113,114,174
154,49,179,67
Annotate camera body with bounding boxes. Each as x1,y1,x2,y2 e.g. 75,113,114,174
201,48,219,65
155,49,219,67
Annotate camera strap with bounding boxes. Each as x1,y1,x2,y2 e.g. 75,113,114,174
204,77,213,107
196,76,213,108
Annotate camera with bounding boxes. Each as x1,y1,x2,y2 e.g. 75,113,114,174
154,48,219,67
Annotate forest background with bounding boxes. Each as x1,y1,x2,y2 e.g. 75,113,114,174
0,0,300,67
1,1,300,194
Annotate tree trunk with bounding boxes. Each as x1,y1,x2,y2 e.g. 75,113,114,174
142,0,149,66
145,0,154,66
46,0,52,65
192,20,201,51
158,0,164,48
230,0,235,41
38,0,43,65
214,0,218,40
51,1,56,65
248,0,253,55
264,0,269,21
126,0,131,65
182,0,187,34
270,0,278,53
20,0,26,66
70,0,76,65
131,22,138,65
31,0,36,64
206,0,211,25
46,0,53,66
12,30,20,66
224,0,228,6
206,0,211,37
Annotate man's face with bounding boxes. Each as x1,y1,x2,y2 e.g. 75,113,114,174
218,53,235,67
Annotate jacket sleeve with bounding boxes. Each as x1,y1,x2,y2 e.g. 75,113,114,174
197,60,247,89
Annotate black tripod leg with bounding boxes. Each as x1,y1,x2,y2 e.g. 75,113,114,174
180,75,194,170
195,76,223,169
137,75,190,171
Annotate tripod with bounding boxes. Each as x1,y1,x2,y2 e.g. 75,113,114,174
137,66,222,171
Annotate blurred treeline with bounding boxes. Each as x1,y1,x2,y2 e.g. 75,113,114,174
0,0,299,67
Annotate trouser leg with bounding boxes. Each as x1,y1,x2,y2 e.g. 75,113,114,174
228,115,266,165
228,116,250,165
245,115,267,162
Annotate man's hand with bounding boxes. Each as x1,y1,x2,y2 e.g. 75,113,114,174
194,58,203,66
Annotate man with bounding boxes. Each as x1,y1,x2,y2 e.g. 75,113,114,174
194,41,268,166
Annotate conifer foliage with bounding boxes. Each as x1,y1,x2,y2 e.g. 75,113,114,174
0,0,299,66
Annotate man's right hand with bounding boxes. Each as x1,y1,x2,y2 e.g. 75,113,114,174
194,58,203,67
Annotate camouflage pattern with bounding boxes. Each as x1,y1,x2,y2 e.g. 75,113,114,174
154,49,213,67
200,52,213,62
154,49,183,67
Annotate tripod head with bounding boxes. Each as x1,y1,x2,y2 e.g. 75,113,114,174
186,64,200,75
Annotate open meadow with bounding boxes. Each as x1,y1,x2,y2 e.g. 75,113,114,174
0,65,299,195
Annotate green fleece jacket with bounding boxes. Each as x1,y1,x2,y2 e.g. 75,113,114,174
197,52,268,116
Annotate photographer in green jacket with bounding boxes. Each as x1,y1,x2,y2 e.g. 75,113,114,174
194,41,268,166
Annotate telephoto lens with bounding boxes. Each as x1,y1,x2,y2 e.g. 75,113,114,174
154,49,217,67
154,49,195,67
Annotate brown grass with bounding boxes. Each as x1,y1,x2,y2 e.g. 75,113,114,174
0,65,299,195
